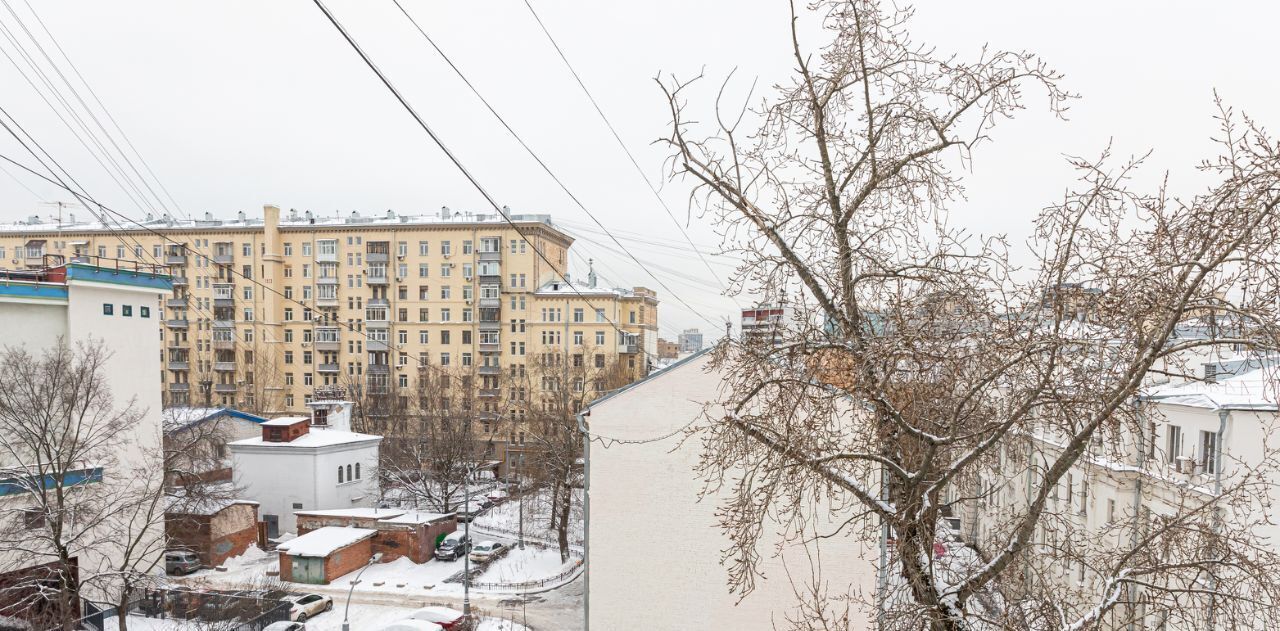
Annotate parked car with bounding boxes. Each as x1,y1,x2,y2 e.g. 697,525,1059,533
378,621,442,631
288,594,333,622
434,531,472,561
164,550,201,575
484,488,509,504
468,541,508,564
263,622,306,631
454,501,486,523
407,606,469,630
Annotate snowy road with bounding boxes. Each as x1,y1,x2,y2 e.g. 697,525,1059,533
327,574,584,631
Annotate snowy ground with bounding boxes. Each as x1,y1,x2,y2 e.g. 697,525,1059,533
477,546,572,584
473,489,583,546
103,608,529,631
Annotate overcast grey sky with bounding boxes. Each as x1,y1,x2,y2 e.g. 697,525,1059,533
0,1,1274,337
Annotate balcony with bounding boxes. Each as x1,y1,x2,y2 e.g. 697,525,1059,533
167,382,190,392
478,297,501,309
316,294,339,308
165,319,189,329
212,244,234,265
366,242,390,263
478,250,502,262
167,361,190,371
214,383,237,394
478,388,500,398
212,338,236,350
314,329,341,351
165,252,187,265
171,276,188,286
368,364,391,375
212,284,235,306
478,365,501,376
618,343,639,354
366,273,389,285
213,319,235,329
478,410,501,422
316,240,339,263
367,339,389,352
479,340,501,351
317,363,340,373
213,362,237,372
317,275,340,285
166,297,188,309
368,297,390,308
478,320,501,332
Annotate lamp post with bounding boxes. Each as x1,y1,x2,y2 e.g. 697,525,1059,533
341,552,383,631
463,463,472,617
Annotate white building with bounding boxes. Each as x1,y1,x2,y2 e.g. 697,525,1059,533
677,328,703,353
0,260,170,622
163,407,268,486
582,350,877,630
228,399,380,537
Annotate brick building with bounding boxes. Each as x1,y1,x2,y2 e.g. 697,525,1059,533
294,508,455,564
656,338,679,359
276,527,375,585
165,498,259,567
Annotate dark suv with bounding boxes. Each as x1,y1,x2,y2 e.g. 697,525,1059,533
434,533,472,561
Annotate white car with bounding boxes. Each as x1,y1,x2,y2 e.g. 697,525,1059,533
289,593,333,622
377,621,443,631
263,623,306,631
468,541,508,563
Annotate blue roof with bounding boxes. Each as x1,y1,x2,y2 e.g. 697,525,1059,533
163,407,270,435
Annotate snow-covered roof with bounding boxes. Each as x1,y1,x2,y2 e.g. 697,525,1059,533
275,526,375,557
228,429,381,449
294,507,404,519
379,510,452,525
261,416,309,427
1146,364,1280,411
162,407,267,434
166,494,259,516
533,279,647,299
0,208,563,234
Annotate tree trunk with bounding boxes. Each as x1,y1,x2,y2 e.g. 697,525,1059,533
556,478,572,563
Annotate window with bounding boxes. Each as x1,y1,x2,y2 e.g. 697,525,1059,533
419,263,429,277
596,308,606,323
573,308,584,323
441,286,451,300
419,241,429,255
140,306,150,318
595,354,605,368
1200,430,1218,473
440,352,451,366
441,241,451,256
338,466,344,484
462,240,473,254
122,305,133,317
397,241,407,257
441,308,451,322
355,463,361,479
1166,425,1183,463
103,303,114,315
284,243,293,256
595,331,605,345
285,329,294,343
441,264,451,278
441,330,451,344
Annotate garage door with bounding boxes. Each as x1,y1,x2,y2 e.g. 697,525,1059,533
292,555,325,584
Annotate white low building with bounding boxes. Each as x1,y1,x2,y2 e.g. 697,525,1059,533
583,350,878,630
228,400,380,537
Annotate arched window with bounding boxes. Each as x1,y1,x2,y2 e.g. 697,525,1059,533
338,466,344,484
355,463,361,479
347,464,353,482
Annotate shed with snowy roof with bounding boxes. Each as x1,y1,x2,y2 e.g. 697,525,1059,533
276,526,376,585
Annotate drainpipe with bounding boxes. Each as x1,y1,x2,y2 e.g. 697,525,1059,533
1205,408,1229,630
576,409,591,631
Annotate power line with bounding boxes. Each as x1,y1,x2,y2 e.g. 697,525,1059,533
521,0,741,309
309,0,673,365
390,0,724,333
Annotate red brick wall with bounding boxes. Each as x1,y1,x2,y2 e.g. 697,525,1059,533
165,513,214,564
295,514,383,536
324,538,374,583
278,551,294,582
208,524,258,567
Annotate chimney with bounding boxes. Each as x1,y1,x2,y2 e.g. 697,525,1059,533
261,417,310,443
588,258,597,288
237,210,246,222
441,206,450,220
204,211,213,221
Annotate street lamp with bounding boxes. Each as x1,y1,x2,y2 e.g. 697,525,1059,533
341,552,383,631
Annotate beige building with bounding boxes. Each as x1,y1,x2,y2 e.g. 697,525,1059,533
0,205,658,469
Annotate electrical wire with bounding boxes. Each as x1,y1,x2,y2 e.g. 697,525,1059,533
521,0,741,310
391,0,725,333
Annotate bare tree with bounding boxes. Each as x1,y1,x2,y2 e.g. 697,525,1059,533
0,340,168,631
522,344,631,561
378,367,501,513
659,1,1280,629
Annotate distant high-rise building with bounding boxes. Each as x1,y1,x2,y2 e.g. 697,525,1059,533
677,328,703,353
741,306,788,346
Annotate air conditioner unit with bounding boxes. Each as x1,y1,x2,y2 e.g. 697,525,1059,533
301,342,311,348
465,299,473,306
1174,456,1195,474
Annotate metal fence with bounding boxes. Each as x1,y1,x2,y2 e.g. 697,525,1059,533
74,588,290,631
468,558,584,591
